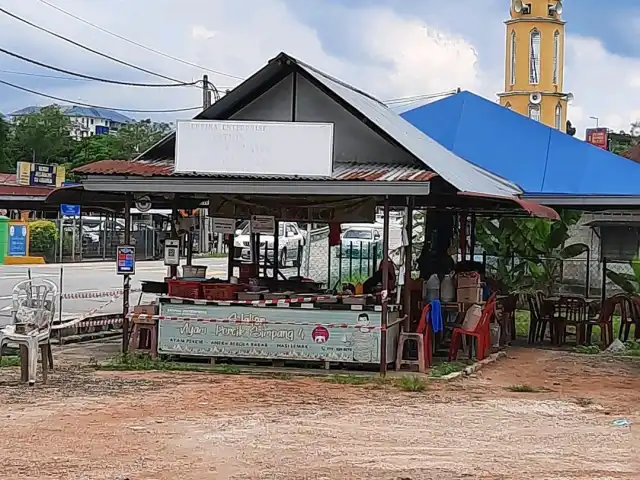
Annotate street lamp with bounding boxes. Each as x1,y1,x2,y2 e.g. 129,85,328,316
589,116,599,128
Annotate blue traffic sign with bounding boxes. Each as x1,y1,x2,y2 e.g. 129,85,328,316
8,223,28,257
60,204,81,217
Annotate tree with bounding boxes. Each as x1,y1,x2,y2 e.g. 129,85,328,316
566,120,576,136
0,116,12,173
10,106,74,164
116,119,172,157
70,134,127,169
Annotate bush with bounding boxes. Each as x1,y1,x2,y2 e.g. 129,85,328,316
29,220,58,255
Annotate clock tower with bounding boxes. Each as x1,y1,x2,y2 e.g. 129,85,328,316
497,0,570,132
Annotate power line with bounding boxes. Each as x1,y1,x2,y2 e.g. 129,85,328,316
0,68,236,91
0,6,194,85
0,69,86,81
36,0,245,81
0,78,201,113
0,47,197,87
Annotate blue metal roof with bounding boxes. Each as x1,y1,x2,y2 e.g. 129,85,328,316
401,91,640,196
10,105,132,124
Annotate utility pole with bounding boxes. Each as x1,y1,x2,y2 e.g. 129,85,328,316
202,74,212,109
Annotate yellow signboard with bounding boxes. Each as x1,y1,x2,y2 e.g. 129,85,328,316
16,162,65,187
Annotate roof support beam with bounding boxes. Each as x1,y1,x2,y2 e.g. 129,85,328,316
80,176,432,196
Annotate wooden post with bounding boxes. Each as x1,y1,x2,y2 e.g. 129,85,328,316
380,197,391,377
402,197,413,332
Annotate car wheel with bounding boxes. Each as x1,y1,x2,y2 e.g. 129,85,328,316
279,248,287,268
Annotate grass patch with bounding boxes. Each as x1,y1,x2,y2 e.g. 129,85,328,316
506,384,542,393
624,340,640,356
429,361,470,378
0,356,20,368
324,374,373,386
99,354,240,374
394,375,428,392
573,345,600,355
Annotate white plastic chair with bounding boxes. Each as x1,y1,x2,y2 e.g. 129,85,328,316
0,278,57,384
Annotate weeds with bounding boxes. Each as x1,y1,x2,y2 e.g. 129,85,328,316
394,376,428,392
429,361,470,378
573,345,600,355
574,397,594,407
99,354,240,374
0,356,20,368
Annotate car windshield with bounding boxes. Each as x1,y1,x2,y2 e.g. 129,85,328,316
240,223,284,236
343,229,372,240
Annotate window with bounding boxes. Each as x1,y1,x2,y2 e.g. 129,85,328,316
505,102,512,110
529,29,541,84
528,104,540,122
342,229,373,240
90,118,94,125
555,104,562,129
552,30,560,85
510,31,516,85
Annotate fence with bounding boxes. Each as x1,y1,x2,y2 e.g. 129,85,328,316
482,253,632,297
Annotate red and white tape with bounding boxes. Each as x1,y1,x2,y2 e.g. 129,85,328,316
61,288,142,300
128,313,383,330
52,293,123,330
169,293,377,307
80,317,123,328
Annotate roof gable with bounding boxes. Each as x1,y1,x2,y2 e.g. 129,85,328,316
402,91,640,196
138,53,522,198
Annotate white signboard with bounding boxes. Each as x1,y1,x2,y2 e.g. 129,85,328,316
212,217,235,234
251,215,275,235
164,239,180,266
175,120,334,177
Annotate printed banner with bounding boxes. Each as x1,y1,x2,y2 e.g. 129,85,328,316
158,304,383,363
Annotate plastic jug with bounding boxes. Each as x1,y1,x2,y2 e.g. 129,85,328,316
440,273,455,302
425,274,440,301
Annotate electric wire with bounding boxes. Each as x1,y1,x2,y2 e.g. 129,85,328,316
0,78,202,113
0,6,193,85
0,47,198,87
35,0,245,81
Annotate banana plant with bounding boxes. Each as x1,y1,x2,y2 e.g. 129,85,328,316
475,210,587,293
606,257,640,295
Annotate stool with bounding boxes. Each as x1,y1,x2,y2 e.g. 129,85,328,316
128,318,158,358
395,332,428,373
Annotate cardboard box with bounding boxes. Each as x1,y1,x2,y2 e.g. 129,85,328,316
457,271,481,288
133,304,157,316
457,286,482,303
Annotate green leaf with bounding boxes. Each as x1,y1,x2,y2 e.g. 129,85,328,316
558,243,589,259
606,269,639,295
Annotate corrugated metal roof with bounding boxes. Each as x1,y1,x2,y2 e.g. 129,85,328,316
10,105,132,124
74,159,437,182
293,59,523,197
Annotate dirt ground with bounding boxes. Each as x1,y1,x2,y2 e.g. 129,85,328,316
0,345,638,480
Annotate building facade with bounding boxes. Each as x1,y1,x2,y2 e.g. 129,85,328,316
498,0,569,132
10,105,132,140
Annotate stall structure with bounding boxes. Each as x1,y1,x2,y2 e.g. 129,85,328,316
47,52,557,373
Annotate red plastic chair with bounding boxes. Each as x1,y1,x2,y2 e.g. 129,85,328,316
448,294,497,362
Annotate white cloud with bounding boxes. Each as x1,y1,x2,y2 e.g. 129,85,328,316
0,0,638,145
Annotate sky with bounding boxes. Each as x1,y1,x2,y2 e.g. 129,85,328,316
0,0,639,140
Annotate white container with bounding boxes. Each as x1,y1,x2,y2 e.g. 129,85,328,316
425,274,440,302
440,273,455,302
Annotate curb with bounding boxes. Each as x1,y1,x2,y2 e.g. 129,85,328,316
437,351,507,381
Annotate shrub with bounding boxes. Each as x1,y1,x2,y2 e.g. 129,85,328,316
29,220,58,255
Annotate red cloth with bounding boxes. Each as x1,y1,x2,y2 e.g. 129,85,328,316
329,222,341,247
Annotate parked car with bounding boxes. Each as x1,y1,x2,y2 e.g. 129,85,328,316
234,221,306,267
339,226,382,258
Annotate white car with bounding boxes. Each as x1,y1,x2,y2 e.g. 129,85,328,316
234,221,306,267
339,226,382,259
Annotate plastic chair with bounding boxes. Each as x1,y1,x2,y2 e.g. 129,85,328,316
448,294,496,362
395,304,432,372
0,278,57,384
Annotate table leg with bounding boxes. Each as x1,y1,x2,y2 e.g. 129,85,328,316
19,345,28,383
